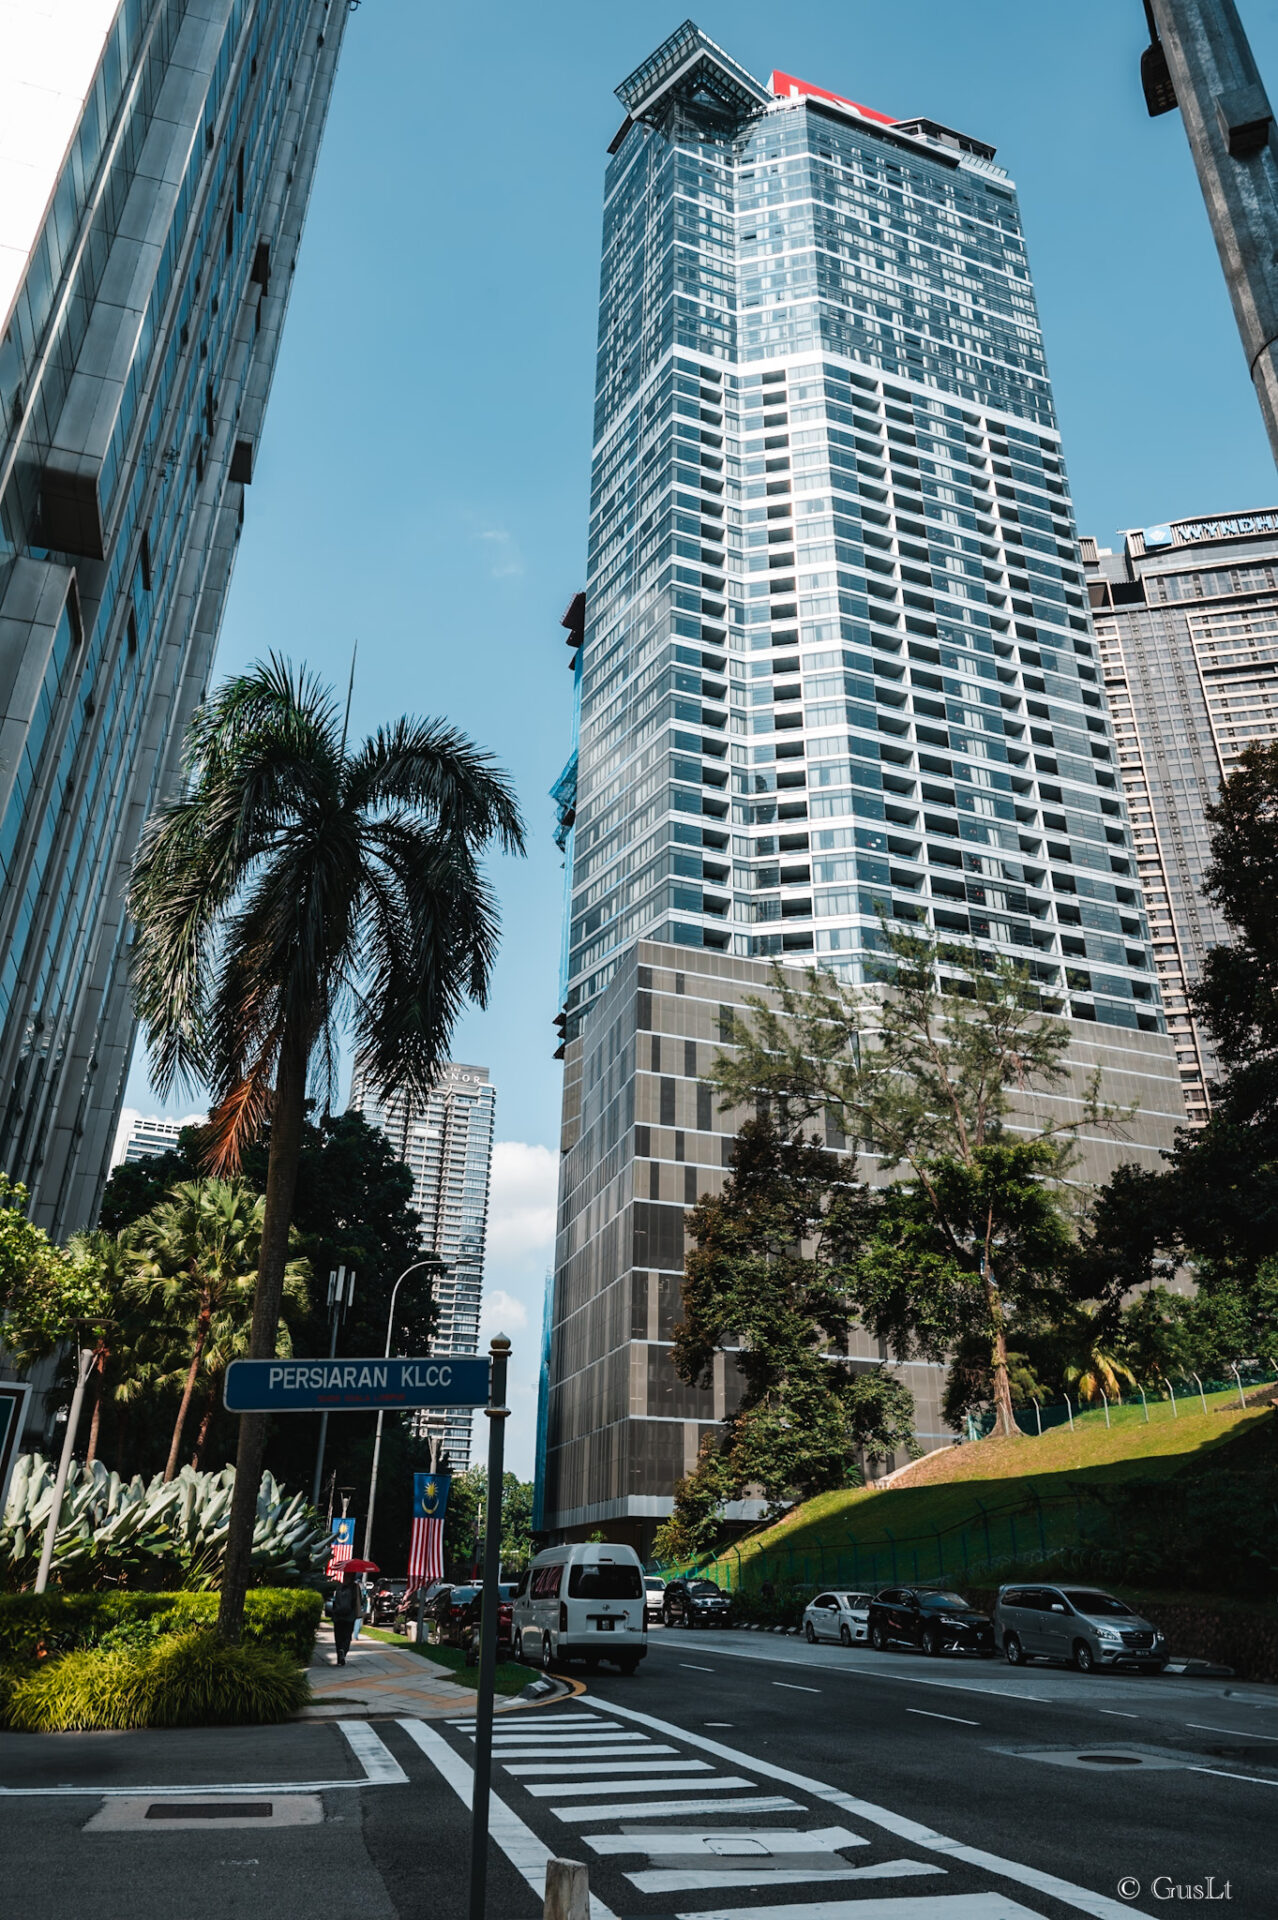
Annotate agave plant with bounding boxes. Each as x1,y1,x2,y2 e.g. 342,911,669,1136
0,1454,327,1590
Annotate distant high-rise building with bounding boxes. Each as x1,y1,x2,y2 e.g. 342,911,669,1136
111,1110,200,1169
348,1064,496,1470
0,0,348,1238
542,24,1185,1547
1083,509,1278,1123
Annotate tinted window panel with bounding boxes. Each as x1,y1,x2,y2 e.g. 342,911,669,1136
568,1563,643,1600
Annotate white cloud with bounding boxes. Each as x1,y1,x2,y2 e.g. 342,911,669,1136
479,527,525,579
480,1287,529,1340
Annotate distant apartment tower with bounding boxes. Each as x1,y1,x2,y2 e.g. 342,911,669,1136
348,1064,496,1470
114,1111,190,1168
0,0,348,1238
542,24,1184,1545
1083,510,1278,1123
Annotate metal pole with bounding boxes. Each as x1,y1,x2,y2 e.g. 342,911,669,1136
1191,1369,1208,1415
34,1348,95,1594
1032,1396,1042,1437
1139,1384,1149,1422
1101,1389,1111,1430
1144,0,1278,463
468,1334,511,1920
1231,1361,1247,1408
313,1268,354,1512
1064,1393,1074,1432
362,1259,439,1562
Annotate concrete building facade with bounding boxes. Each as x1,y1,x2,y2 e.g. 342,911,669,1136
1084,509,1278,1123
542,24,1184,1546
347,1063,496,1471
0,0,348,1237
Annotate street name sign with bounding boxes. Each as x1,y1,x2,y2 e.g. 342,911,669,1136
223,1356,490,1413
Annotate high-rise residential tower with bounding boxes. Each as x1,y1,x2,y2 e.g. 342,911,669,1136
1084,508,1278,1124
0,0,348,1238
542,24,1185,1545
348,1063,496,1471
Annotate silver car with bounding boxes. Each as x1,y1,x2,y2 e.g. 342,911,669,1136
802,1590,872,1647
994,1583,1166,1674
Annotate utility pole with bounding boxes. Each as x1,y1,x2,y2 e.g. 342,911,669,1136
1142,0,1278,462
312,1266,355,1510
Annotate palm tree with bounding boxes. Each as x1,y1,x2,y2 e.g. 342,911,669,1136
128,1179,305,1482
127,657,524,1638
1063,1320,1139,1406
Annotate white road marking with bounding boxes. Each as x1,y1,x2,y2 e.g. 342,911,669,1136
85,1795,324,1832
681,1663,716,1671
504,1758,709,1777
584,1825,866,1855
523,1774,756,1799
337,1721,410,1785
772,1682,821,1693
493,1744,670,1759
0,1720,407,1799
599,1698,1159,1920
672,1639,1048,1703
399,1718,618,1920
1189,1765,1278,1787
1187,1722,1278,1742
906,1709,979,1726
1099,1711,1138,1719
632,1860,942,1894
705,1721,734,1726
675,1896,1046,1920
553,1795,802,1822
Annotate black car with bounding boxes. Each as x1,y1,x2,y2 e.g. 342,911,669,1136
662,1578,732,1628
867,1586,996,1658
371,1578,409,1628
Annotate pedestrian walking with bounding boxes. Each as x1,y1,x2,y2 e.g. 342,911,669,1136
331,1570,363,1665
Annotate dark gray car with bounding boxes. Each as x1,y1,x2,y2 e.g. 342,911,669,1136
994,1583,1166,1673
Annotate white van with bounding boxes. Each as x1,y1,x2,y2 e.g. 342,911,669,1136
511,1542,647,1674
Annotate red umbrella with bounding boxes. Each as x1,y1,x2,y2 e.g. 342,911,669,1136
340,1559,380,1574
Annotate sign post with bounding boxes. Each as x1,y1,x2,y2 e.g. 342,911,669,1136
468,1334,510,1920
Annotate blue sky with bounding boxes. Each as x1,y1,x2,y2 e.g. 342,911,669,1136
121,3,1278,1471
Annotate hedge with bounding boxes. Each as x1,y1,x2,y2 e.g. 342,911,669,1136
0,1588,321,1665
4,1632,309,1732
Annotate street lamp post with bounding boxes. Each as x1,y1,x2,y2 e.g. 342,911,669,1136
361,1258,444,1562
33,1348,95,1594
1142,0,1278,464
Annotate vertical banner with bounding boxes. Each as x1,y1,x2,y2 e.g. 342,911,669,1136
407,1471,451,1588
326,1514,356,1579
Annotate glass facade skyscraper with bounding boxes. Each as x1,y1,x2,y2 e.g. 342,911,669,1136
1084,509,1278,1124
0,0,347,1237
542,25,1185,1545
347,1063,496,1471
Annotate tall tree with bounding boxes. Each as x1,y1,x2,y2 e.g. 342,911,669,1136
713,932,1116,1436
127,657,524,1636
658,1118,917,1561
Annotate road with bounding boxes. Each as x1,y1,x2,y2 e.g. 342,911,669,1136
4,1626,1274,1919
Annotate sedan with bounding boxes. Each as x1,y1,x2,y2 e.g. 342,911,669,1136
662,1578,732,1627
803,1590,871,1646
867,1586,996,1658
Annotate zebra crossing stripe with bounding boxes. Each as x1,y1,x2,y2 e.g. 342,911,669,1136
522,1774,757,1798
633,1860,941,1896
599,1699,1158,1920
551,1795,802,1822
674,1896,1047,1920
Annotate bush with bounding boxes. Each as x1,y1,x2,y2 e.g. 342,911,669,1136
5,1632,310,1732
0,1588,321,1665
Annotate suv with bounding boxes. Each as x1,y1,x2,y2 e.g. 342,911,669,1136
867,1587,995,1658
995,1584,1166,1673
662,1578,732,1628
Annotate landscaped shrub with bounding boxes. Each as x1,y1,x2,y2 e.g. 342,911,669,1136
0,1587,321,1664
4,1633,310,1732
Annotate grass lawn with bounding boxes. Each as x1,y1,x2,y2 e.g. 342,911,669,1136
361,1628,529,1696
702,1392,1274,1594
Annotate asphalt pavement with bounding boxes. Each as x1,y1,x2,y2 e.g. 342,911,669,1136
4,1624,1274,1920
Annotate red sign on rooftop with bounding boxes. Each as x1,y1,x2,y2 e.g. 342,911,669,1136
769,70,896,127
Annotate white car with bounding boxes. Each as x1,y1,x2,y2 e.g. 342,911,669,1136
643,1576,666,1621
511,1542,647,1674
803,1589,871,1646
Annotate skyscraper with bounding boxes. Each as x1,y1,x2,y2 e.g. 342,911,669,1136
541,25,1185,1545
0,0,348,1237
1084,508,1278,1124
348,1063,496,1471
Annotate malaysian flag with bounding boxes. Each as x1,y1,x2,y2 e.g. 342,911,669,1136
407,1472,451,1588
326,1515,356,1579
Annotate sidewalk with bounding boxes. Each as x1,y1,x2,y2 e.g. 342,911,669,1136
302,1624,481,1720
